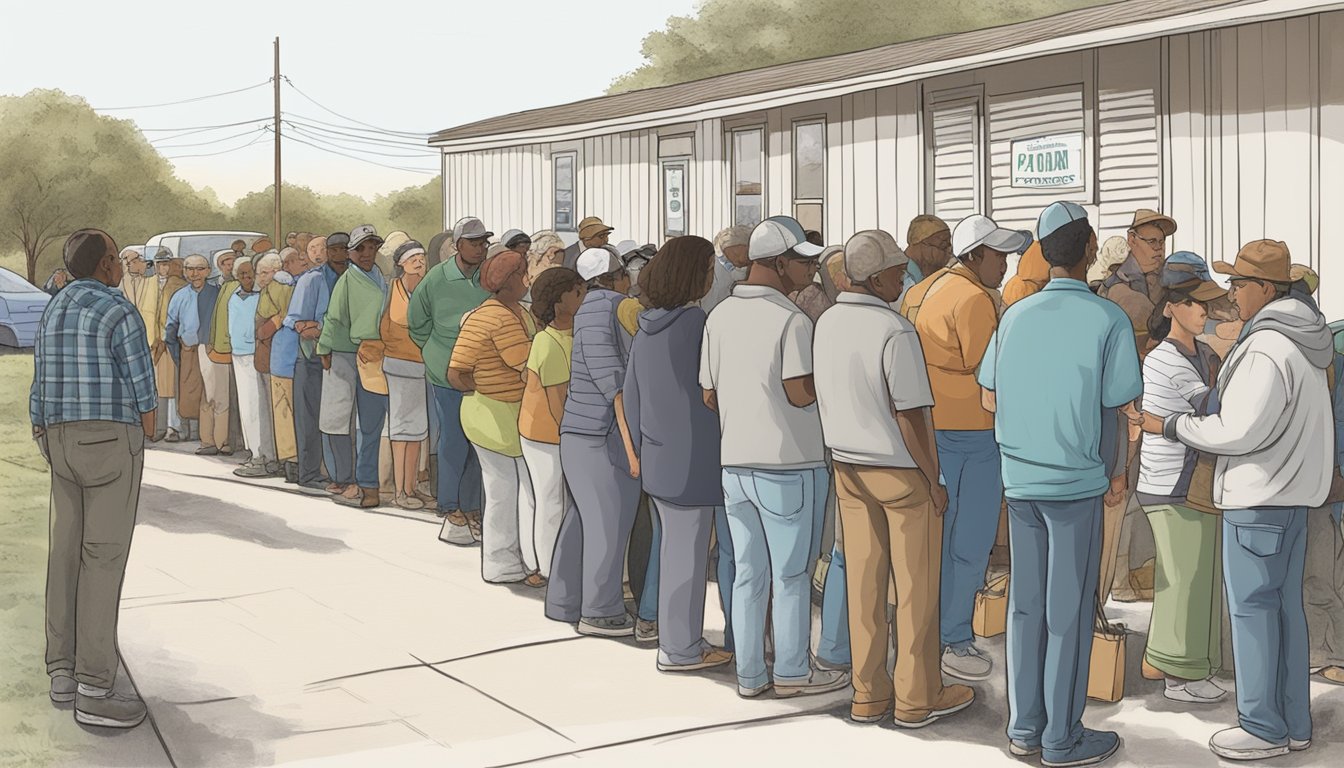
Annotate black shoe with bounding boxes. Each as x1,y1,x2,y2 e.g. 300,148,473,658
195,446,219,456
284,462,299,484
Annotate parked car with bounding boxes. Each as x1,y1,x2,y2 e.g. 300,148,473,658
142,231,267,281
0,266,52,348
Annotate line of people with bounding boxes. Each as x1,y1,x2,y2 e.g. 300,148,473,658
73,200,1344,763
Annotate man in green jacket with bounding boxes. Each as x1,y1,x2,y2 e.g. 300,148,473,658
409,216,491,533
318,225,389,509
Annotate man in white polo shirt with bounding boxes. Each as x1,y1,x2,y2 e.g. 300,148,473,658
700,215,848,700
814,229,975,728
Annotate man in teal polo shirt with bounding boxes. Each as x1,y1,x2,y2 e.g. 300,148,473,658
977,201,1141,768
409,216,490,536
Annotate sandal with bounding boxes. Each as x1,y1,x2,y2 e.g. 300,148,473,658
524,572,547,588
466,511,483,542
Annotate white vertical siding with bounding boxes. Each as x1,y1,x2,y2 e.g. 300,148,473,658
852,89,880,234
1097,40,1163,242
875,85,900,235
894,82,924,240
1320,11,1344,319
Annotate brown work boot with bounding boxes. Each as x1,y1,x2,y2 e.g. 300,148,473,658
335,486,379,508
894,684,975,729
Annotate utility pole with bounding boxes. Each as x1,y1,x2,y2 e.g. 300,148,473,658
273,37,282,247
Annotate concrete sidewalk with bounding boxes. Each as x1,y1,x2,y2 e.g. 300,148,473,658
115,447,1344,767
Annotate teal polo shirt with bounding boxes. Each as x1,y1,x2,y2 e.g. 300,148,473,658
977,278,1141,501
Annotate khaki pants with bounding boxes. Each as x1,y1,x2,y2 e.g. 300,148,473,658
1098,461,1141,603
41,421,145,689
198,345,231,450
834,462,943,719
270,376,297,463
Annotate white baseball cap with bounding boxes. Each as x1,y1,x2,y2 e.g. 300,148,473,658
843,230,908,282
576,247,622,281
748,216,825,261
951,214,1033,258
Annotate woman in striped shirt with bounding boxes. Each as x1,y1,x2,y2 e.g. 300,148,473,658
1135,256,1228,705
449,251,537,584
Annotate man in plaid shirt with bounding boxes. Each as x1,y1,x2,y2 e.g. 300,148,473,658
30,229,157,730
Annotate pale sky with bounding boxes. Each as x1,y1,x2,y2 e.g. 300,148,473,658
2,0,697,203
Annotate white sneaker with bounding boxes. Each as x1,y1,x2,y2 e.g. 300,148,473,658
1209,727,1289,760
941,644,993,682
1164,677,1226,704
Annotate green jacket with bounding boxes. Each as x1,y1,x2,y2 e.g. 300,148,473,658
210,279,239,353
317,263,387,355
408,258,488,388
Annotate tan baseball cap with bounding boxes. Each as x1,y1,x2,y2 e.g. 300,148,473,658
844,230,908,282
578,216,614,240
1213,240,1292,283
1130,209,1177,236
1290,263,1320,293
906,214,949,247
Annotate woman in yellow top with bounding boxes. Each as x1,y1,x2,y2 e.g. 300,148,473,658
381,241,436,511
449,251,538,585
519,267,587,588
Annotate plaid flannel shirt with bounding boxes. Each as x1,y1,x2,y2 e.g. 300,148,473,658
29,278,158,428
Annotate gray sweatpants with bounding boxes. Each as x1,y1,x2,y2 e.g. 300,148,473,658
1306,506,1344,669
653,498,714,666
549,429,641,620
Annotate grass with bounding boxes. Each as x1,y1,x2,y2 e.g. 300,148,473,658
0,353,80,767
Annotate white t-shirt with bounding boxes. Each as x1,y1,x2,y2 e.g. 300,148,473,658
813,292,934,467
699,284,826,470
1138,340,1211,497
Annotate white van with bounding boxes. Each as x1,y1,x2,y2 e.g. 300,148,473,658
143,230,267,281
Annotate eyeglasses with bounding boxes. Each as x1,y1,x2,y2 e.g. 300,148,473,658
1132,233,1166,248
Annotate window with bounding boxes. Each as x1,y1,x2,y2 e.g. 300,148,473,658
553,152,577,232
661,158,688,238
925,88,985,223
792,120,825,234
731,128,764,227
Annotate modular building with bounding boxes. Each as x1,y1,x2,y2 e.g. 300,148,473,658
430,0,1344,318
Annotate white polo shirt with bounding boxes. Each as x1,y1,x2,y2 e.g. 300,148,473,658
699,284,826,470
813,292,933,468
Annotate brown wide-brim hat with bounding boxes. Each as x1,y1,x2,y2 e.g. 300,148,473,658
1130,209,1177,237
1213,239,1291,283
578,216,614,240
1176,279,1228,303
251,237,274,254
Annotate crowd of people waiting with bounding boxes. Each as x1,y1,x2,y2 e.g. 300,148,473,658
29,200,1344,763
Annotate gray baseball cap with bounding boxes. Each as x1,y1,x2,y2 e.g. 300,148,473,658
844,230,908,282
348,224,383,250
453,217,494,242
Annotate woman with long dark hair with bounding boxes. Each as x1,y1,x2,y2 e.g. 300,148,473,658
1136,254,1228,704
615,236,734,673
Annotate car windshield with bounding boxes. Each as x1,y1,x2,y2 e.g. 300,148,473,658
0,267,43,293
180,235,255,271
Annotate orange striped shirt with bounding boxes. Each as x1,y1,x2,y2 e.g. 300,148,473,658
449,300,535,402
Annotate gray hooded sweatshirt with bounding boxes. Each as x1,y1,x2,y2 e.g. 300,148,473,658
1170,296,1335,509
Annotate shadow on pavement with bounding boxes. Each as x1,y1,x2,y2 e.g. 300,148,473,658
137,486,350,555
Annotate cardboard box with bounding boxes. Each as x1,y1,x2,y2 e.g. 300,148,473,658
973,573,1009,638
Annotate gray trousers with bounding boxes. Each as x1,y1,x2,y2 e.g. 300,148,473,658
548,429,641,620
1305,506,1344,669
292,355,326,484
40,421,145,689
652,498,714,666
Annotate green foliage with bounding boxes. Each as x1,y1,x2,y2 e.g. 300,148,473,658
609,0,1115,93
0,90,442,286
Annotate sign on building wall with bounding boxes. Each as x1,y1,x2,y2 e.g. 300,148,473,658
1011,133,1084,189
663,161,686,237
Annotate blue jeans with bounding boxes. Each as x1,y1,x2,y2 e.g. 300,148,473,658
714,507,734,652
1223,507,1311,745
817,543,850,666
1005,496,1102,753
353,378,387,490
431,384,482,513
937,429,1003,649
638,508,662,623
722,465,828,689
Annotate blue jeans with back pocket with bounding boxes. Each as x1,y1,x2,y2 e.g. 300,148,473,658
722,465,828,689
1222,506,1312,745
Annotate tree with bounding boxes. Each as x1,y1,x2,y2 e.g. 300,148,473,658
0,89,222,283
609,0,1114,94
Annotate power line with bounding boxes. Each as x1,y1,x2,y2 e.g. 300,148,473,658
283,121,437,156
278,132,437,175
282,116,433,150
135,116,272,133
281,77,431,138
162,129,273,160
282,111,430,142
151,126,270,150
95,80,272,111
286,125,437,160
